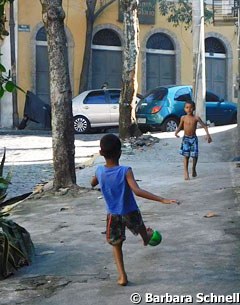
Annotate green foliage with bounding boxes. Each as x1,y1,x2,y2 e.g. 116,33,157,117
5,80,15,92
0,0,24,99
0,1,25,99
158,0,213,30
0,219,35,278
0,54,25,98
0,63,6,73
0,148,11,205
0,147,34,279
0,0,11,39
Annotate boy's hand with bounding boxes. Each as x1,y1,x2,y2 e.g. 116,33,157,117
91,175,99,188
162,199,180,204
206,135,212,143
175,132,179,138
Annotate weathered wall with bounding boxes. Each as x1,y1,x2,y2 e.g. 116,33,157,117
15,0,237,120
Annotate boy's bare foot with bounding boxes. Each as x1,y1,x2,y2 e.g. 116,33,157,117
118,274,128,286
184,174,190,180
192,169,197,177
144,227,154,246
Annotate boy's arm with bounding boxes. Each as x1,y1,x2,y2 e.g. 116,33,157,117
175,116,184,137
91,175,99,188
197,116,212,143
126,169,179,204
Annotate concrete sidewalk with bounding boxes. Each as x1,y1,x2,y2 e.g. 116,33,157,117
0,126,239,305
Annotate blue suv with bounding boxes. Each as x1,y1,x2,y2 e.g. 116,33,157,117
136,85,237,132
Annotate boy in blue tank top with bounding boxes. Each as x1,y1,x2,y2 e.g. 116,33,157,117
91,134,179,286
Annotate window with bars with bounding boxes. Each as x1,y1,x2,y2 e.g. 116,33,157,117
146,33,174,50
205,37,226,54
92,29,121,46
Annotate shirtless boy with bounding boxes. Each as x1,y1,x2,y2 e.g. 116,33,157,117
175,101,212,180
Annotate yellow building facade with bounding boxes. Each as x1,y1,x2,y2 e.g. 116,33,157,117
3,0,238,125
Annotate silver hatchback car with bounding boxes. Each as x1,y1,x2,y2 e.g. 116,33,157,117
72,89,141,133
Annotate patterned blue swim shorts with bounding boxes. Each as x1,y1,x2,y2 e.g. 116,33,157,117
180,135,198,158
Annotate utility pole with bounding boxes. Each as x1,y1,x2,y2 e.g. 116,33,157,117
192,0,206,122
233,0,240,159
9,0,19,128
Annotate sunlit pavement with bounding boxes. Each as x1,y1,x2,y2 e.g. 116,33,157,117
1,124,237,164
1,135,101,165
150,123,237,139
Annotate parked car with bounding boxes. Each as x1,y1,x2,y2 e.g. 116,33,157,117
72,89,142,133
136,85,237,132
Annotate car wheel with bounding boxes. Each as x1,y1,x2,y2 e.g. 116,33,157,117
162,117,179,132
73,115,90,134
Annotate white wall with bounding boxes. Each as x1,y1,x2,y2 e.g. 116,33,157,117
0,0,18,128
0,35,13,128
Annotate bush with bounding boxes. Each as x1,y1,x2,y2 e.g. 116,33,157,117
0,148,35,279
0,148,11,204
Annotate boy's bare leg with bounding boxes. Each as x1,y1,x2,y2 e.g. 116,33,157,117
184,156,190,180
112,242,128,286
138,225,153,246
192,157,198,177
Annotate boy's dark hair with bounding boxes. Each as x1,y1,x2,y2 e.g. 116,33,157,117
185,100,196,110
100,134,121,158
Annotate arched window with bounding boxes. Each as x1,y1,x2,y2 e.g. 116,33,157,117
92,29,121,46
36,27,47,41
147,33,174,50
91,28,122,89
205,37,226,54
205,37,227,98
146,33,176,90
35,27,50,105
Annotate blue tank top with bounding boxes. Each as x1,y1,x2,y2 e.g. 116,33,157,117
95,165,138,215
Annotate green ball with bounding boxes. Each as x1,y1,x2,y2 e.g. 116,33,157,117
148,230,162,246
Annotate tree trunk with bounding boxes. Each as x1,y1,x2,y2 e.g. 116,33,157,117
119,0,141,140
40,0,76,189
79,0,116,93
78,3,95,93
236,5,240,160
237,90,240,160
192,0,206,122
9,0,19,128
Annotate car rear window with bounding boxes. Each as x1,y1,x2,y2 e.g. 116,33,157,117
144,88,168,103
174,88,192,101
84,91,106,104
109,90,120,104
206,92,220,102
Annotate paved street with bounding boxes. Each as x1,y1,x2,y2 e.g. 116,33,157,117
0,124,239,305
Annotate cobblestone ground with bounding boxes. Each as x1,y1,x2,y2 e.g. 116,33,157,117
5,163,54,199
1,131,102,199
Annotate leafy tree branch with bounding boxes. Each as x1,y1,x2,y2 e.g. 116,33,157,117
158,0,213,30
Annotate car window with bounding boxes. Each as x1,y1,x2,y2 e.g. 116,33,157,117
145,88,168,103
206,91,220,102
84,91,106,104
174,88,192,102
109,90,120,104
